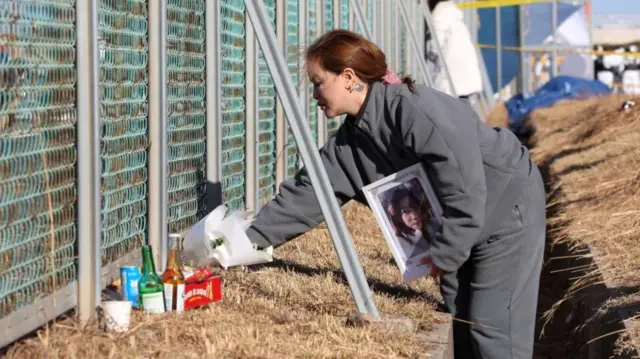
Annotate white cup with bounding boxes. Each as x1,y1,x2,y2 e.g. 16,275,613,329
101,301,132,332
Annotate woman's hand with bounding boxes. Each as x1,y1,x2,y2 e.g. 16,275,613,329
419,257,446,278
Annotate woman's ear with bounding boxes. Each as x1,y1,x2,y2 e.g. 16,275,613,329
341,67,357,83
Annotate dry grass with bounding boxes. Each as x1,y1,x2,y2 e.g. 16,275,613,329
2,203,444,358
527,94,640,354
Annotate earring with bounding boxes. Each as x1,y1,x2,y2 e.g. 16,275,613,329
353,83,364,92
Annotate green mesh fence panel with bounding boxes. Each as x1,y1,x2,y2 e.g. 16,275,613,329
257,0,277,207
167,0,206,233
285,0,299,180
221,0,246,211
99,0,148,265
0,0,77,318
340,0,349,30
324,0,333,31
307,0,318,145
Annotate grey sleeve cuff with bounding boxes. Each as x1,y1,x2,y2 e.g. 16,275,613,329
245,226,274,250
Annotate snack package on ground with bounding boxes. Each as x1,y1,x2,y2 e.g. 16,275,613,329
182,266,215,284
183,273,223,310
182,204,273,269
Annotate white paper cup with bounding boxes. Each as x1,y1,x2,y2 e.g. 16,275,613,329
101,301,132,333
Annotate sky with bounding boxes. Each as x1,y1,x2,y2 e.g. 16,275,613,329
592,0,640,26
592,0,640,15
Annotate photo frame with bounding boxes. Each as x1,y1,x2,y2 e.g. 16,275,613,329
362,163,443,281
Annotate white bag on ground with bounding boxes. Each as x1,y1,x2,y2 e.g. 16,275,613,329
182,205,273,269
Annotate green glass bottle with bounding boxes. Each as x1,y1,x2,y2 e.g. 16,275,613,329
138,245,166,314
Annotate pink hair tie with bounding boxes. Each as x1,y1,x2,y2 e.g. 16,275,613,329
382,70,402,84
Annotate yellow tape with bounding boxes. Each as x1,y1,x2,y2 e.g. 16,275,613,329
457,0,554,9
611,83,640,88
476,43,640,58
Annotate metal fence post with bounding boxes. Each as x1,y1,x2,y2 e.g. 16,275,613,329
417,1,424,84
405,0,413,77
149,0,169,270
244,0,380,318
397,1,434,87
206,1,223,211
76,0,102,321
317,0,327,146
587,0,594,80
551,0,558,78
496,5,503,98
299,0,308,132
394,3,401,72
275,0,287,188
519,4,527,94
246,9,259,215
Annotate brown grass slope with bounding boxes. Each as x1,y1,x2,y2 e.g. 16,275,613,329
2,203,445,359
526,95,640,355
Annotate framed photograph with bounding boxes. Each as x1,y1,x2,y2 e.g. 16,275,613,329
362,164,443,281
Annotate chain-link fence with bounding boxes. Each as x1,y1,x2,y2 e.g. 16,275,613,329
0,0,78,335
167,0,207,233
99,0,149,267
0,0,436,349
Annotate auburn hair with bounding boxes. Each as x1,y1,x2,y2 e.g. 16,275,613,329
305,29,414,88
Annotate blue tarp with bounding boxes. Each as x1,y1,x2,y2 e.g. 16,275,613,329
505,76,612,136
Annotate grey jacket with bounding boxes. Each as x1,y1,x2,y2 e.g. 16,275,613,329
246,82,532,273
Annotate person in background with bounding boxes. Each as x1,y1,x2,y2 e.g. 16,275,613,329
427,0,484,99
245,29,546,359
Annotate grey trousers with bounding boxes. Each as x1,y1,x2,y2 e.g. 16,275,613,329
440,165,546,359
